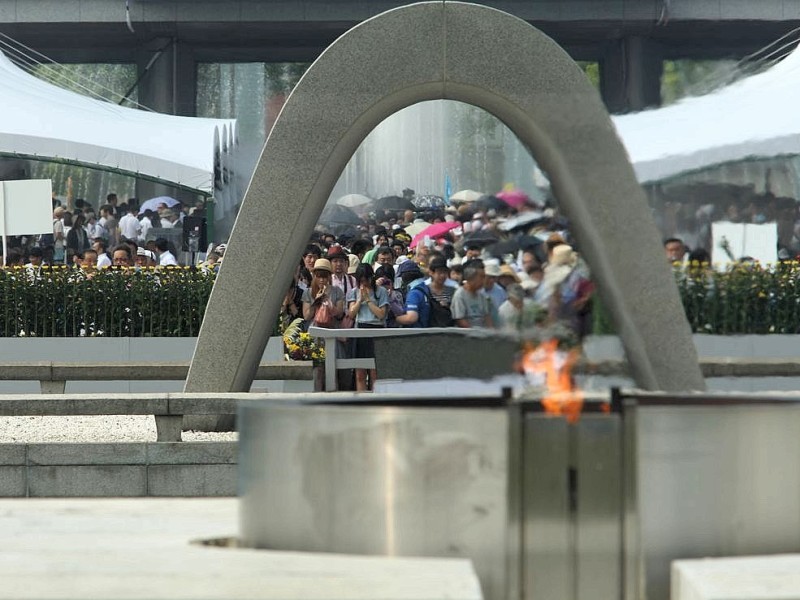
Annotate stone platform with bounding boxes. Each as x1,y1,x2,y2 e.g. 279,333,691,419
673,554,800,600
0,498,482,600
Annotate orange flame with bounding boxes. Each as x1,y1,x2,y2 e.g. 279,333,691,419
521,338,585,423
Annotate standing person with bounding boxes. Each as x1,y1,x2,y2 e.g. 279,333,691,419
328,244,357,298
85,212,104,241
451,259,493,328
138,210,155,242
99,205,118,247
51,207,66,264
66,213,91,256
301,258,345,327
119,204,141,242
155,238,178,266
92,238,112,268
300,244,322,290
345,263,388,391
394,260,430,327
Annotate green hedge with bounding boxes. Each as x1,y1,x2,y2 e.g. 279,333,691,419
0,266,215,337
594,262,800,335
5,262,800,338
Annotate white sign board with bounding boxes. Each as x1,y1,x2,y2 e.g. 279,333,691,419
0,179,53,235
711,222,778,267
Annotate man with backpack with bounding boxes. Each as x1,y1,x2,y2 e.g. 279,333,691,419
394,259,454,328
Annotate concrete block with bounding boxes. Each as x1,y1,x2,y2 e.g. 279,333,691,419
147,442,237,465
0,444,26,466
140,1,176,20
241,0,305,21
17,0,80,21
27,443,147,466
0,467,26,496
147,464,236,496
720,0,783,20
0,362,50,381
374,333,519,380
169,394,238,415
78,0,129,22
559,1,623,20
673,554,800,600
670,1,721,19
175,1,241,21
623,0,658,20
0,0,16,21
28,466,147,497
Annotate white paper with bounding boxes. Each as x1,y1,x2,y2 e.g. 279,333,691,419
711,222,778,267
1,179,53,235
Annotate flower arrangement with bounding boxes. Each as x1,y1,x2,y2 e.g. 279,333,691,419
283,318,325,363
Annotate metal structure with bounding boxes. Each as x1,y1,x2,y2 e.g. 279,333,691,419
239,391,800,600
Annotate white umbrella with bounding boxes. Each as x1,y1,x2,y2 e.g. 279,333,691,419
404,218,432,237
337,193,372,208
449,189,483,203
140,196,180,212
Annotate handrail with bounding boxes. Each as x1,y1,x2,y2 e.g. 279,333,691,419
0,360,312,385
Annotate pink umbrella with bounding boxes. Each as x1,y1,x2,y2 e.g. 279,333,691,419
496,189,531,210
410,221,461,248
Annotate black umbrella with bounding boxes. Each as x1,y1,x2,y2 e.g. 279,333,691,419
474,194,507,213
319,204,363,226
461,229,500,248
485,234,543,257
373,195,416,211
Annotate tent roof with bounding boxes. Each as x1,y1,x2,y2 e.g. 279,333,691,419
0,51,237,195
613,46,800,184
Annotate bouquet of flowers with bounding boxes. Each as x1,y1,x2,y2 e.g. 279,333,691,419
283,318,325,363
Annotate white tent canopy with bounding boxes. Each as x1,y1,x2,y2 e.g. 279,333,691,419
0,51,237,198
613,45,800,185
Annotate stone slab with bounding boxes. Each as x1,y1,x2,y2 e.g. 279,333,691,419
146,442,237,465
673,554,800,600
28,465,147,497
0,444,26,466
147,464,236,497
0,498,482,599
27,443,147,466
0,467,25,496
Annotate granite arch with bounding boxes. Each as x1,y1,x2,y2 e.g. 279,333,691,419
186,1,705,395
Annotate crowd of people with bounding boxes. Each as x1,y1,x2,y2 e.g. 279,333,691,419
280,195,596,390
2,193,221,273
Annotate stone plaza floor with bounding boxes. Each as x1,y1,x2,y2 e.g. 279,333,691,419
0,498,481,600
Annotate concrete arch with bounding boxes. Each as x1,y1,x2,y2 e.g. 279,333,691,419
185,1,704,394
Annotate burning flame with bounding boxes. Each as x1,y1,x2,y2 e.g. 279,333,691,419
520,338,586,423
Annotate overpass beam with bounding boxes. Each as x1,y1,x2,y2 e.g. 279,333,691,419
601,36,663,113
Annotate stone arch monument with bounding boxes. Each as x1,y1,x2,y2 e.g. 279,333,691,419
185,1,705,395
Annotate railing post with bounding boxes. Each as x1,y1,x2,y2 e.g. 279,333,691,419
40,380,66,394
155,416,183,442
325,335,337,392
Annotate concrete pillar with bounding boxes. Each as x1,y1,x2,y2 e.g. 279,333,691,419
601,37,663,113
135,39,198,202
